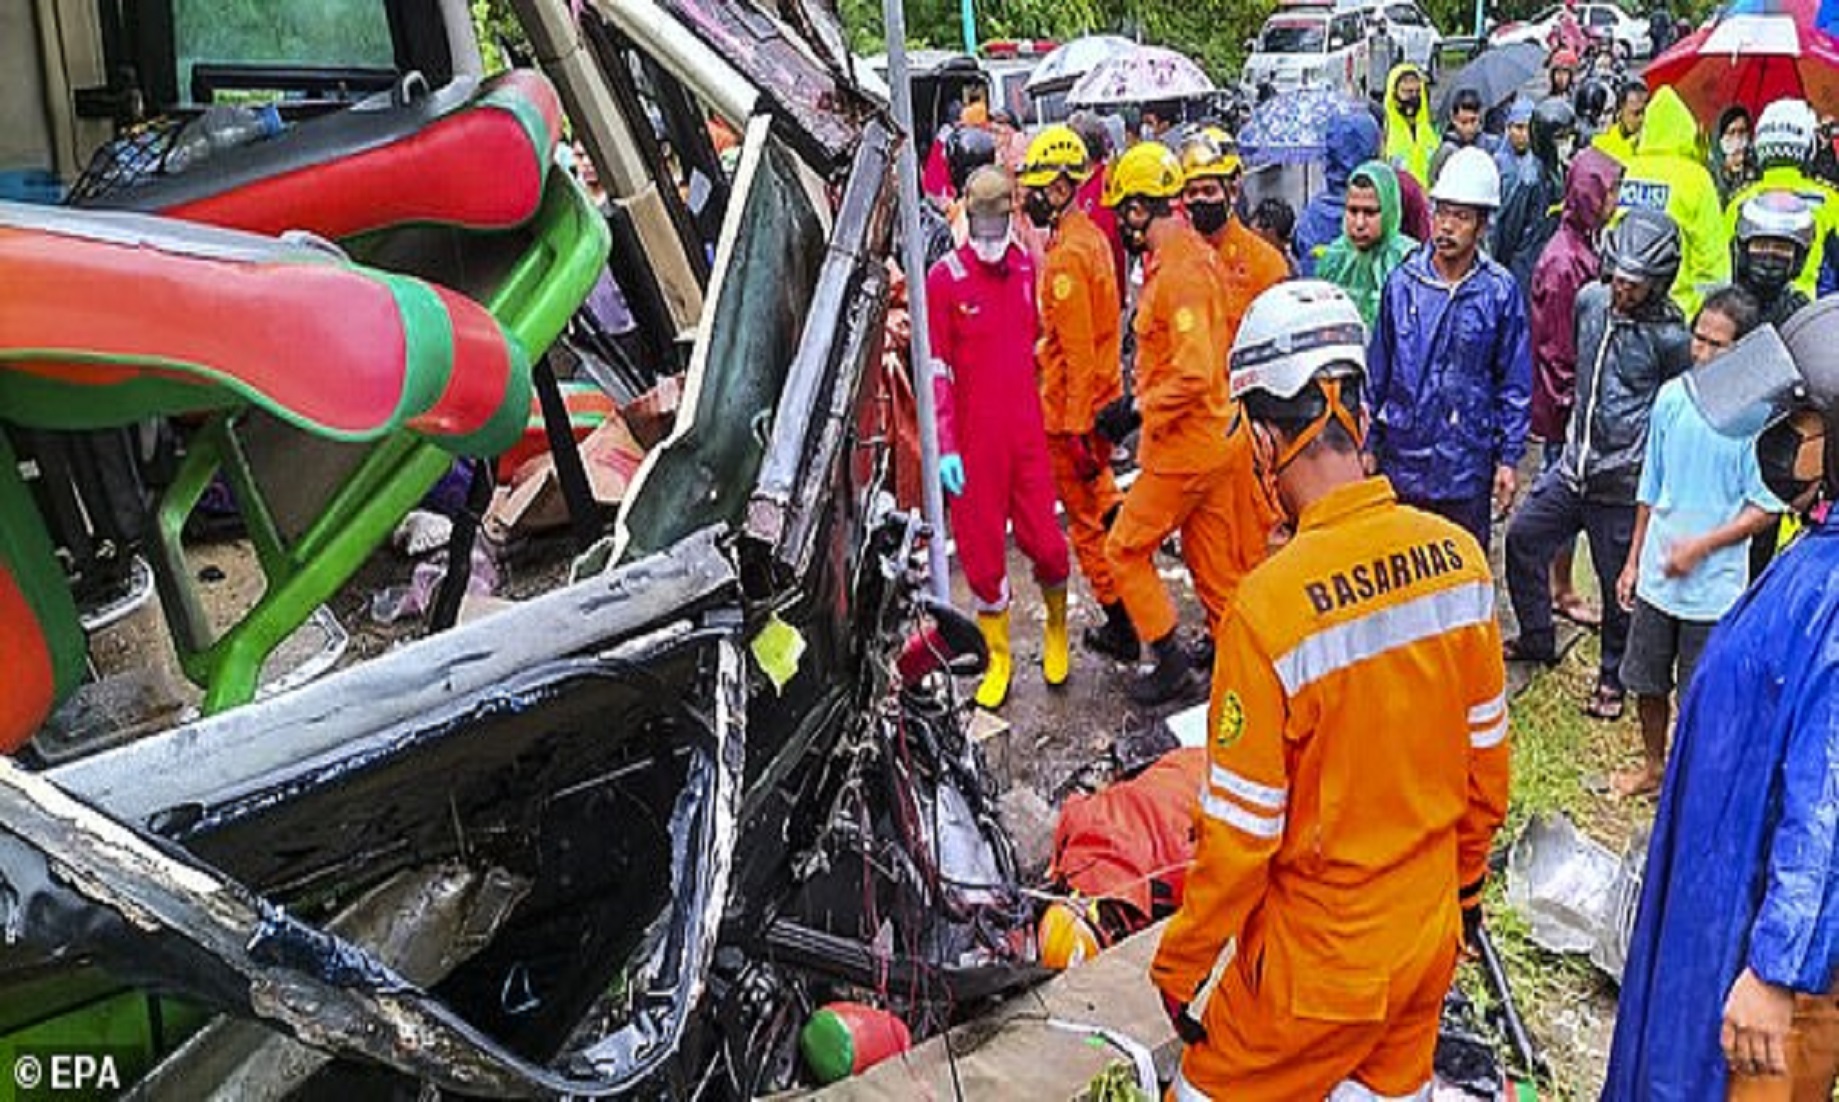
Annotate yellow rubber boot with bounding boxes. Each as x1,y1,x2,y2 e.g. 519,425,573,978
1042,585,1070,688
975,609,1012,710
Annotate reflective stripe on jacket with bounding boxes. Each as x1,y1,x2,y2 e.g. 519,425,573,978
1151,476,1510,1009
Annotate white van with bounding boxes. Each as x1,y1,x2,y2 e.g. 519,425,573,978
1242,5,1373,98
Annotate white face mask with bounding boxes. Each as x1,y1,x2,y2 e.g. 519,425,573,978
1722,134,1750,157
1556,135,1576,164
970,235,1009,264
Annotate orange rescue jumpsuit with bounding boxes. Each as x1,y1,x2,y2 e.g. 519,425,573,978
1212,217,1290,354
1039,208,1125,607
1151,477,1511,1099
1104,225,1272,644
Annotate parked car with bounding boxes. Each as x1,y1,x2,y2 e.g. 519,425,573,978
0,0,1035,1097
1489,3,1654,58
1339,0,1446,74
1243,5,1376,98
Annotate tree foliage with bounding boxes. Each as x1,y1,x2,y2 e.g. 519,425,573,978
837,0,1278,78
838,0,1724,82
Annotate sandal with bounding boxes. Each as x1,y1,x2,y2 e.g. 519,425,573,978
1503,637,1559,667
1583,680,1626,722
1610,767,1663,800
1552,596,1602,629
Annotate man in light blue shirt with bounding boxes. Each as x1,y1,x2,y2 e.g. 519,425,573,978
1613,286,1786,797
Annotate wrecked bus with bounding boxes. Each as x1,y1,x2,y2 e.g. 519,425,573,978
0,0,1033,1095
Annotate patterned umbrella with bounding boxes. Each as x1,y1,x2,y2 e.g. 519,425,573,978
1065,45,1215,107
1645,0,1839,119
1025,35,1138,93
1237,86,1365,166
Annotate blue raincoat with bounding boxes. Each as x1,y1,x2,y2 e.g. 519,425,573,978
1604,520,1839,1099
1365,244,1532,503
1294,110,1381,278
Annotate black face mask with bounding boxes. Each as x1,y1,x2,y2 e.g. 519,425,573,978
1397,95,1421,118
1188,199,1229,237
1024,190,1058,229
1745,249,1798,296
1758,412,1827,507
1121,221,1150,255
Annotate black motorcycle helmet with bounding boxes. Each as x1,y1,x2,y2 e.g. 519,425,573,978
945,125,998,194
1604,207,1682,291
1530,96,1578,168
1574,77,1613,132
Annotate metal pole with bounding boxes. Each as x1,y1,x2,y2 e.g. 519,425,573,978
883,0,954,602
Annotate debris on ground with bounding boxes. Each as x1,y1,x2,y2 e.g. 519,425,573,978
1507,812,1648,983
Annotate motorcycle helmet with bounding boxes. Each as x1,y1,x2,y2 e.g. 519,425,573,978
944,125,998,194
1734,189,1816,295
1603,207,1682,288
1530,96,1579,167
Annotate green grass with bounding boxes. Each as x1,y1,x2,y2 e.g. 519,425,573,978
1457,633,1652,1101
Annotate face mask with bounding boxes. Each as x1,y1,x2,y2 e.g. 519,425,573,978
970,235,1009,264
1121,221,1150,254
1188,199,1229,237
1746,249,1797,295
1757,411,1827,508
1139,122,1156,141
1398,95,1421,118
1555,135,1577,165
1023,190,1058,229
1722,134,1750,157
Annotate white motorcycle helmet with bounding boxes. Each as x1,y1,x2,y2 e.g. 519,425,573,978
1754,98,1818,170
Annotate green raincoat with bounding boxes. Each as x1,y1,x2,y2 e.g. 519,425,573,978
1316,160,1418,327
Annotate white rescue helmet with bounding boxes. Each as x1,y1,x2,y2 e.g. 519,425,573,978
1754,98,1818,168
1428,146,1502,210
1230,280,1368,403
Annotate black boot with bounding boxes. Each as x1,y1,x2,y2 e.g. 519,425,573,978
1185,632,1215,674
1083,601,1140,662
1128,633,1196,707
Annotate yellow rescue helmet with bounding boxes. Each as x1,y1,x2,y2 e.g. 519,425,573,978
1038,900,1102,969
1102,142,1184,207
1179,126,1243,182
1019,124,1093,188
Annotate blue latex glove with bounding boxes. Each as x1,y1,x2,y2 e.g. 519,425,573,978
940,454,966,496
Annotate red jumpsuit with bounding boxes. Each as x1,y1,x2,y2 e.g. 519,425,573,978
928,242,1070,610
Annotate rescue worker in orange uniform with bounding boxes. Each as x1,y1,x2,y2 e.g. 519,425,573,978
1178,128,1289,352
1152,281,1512,1100
1019,125,1137,661
1100,142,1274,705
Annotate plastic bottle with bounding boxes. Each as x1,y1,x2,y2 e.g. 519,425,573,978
163,103,284,175
798,1002,912,1083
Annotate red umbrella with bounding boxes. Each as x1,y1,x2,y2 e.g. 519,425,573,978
1645,0,1839,120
